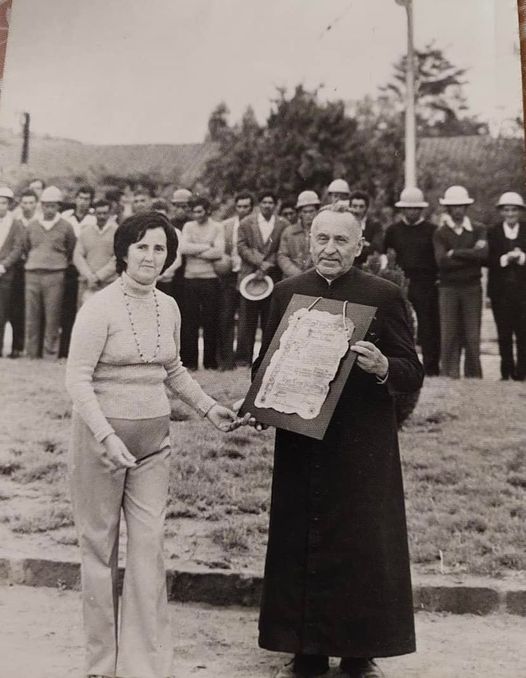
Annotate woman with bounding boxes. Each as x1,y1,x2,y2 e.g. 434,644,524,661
66,211,245,678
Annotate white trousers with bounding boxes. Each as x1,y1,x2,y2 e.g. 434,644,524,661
69,413,173,678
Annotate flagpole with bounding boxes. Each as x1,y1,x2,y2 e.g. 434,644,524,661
397,0,417,188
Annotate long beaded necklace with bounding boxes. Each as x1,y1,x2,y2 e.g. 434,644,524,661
120,278,161,363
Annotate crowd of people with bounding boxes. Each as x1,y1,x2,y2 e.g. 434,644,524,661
0,176,524,380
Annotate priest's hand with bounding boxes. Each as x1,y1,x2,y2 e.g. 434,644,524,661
206,404,250,432
351,340,389,378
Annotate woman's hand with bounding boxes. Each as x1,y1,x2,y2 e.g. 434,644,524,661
206,404,251,432
101,433,137,471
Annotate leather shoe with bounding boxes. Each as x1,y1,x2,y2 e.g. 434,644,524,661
274,654,330,677
339,657,385,677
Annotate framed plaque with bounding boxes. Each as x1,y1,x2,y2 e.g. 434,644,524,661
240,294,376,440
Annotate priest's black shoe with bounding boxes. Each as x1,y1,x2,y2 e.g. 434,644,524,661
274,654,329,677
339,657,385,677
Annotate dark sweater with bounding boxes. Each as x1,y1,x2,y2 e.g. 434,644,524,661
383,219,437,282
433,222,487,287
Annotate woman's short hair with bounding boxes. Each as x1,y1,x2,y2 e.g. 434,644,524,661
114,211,178,275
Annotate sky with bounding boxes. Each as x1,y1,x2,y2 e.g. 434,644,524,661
0,0,522,144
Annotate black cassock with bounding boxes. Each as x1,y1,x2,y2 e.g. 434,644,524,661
253,267,424,658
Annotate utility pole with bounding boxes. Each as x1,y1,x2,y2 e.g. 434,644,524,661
395,0,417,188
20,111,30,164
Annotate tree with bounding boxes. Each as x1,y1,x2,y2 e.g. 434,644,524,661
381,42,488,137
202,85,404,203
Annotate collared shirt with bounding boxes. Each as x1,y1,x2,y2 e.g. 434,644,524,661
442,213,473,235
62,209,96,237
503,222,520,240
401,216,425,226
0,212,14,250
257,213,275,244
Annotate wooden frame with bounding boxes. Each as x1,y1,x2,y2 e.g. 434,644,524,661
240,294,376,440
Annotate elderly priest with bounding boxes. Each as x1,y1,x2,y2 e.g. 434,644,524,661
251,204,424,678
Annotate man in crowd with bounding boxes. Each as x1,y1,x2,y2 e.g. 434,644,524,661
8,189,39,357
327,178,351,204
349,190,383,267
23,186,76,360
60,186,96,357
236,190,288,366
277,190,320,278
433,185,487,379
487,191,526,381
0,187,24,357
131,188,153,214
253,204,423,678
383,187,440,376
73,199,118,307
217,190,254,370
179,196,224,370
167,188,193,306
279,200,298,226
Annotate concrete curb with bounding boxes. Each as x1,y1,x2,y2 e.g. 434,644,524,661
1,555,525,616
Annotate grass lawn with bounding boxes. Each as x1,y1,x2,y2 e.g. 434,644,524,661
0,358,525,577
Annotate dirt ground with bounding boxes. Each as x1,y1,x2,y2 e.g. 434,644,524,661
0,585,524,678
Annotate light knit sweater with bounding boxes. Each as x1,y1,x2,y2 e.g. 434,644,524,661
65,272,216,442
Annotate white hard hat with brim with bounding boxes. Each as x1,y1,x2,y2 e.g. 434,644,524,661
395,187,429,208
496,191,525,208
239,273,274,301
439,185,474,206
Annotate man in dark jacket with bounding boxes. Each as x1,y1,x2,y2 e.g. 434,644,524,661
433,185,487,379
252,205,423,678
236,190,288,365
349,190,383,268
383,187,440,376
487,191,526,380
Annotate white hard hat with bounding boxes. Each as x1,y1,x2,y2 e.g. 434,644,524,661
0,186,14,200
328,179,350,195
496,191,525,208
395,186,429,208
172,188,192,204
40,186,63,203
296,190,320,209
439,185,474,206
239,273,274,301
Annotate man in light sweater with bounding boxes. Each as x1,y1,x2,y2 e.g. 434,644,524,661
179,196,224,370
60,185,96,357
73,199,118,307
23,186,76,359
433,185,487,379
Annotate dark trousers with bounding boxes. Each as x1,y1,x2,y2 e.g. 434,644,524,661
156,278,185,309
180,278,219,370
236,296,271,366
439,284,482,379
59,264,78,358
490,288,526,380
217,273,239,370
25,270,65,359
408,278,440,376
0,275,13,356
8,263,25,353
